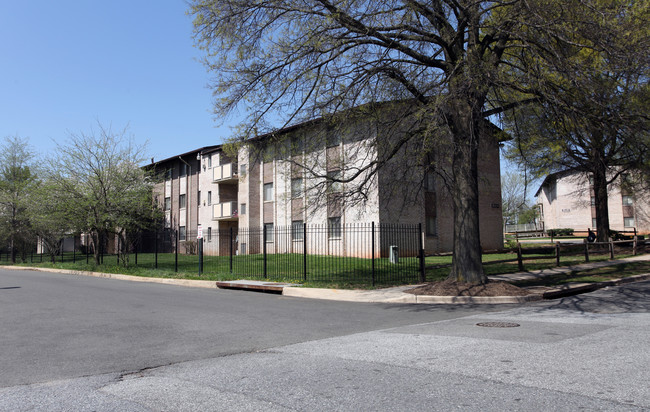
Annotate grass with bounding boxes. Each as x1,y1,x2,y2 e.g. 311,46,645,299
511,262,650,288
2,247,646,289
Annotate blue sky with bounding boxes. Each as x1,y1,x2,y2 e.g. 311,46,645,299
0,1,236,162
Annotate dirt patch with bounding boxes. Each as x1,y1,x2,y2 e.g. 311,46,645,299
406,278,532,297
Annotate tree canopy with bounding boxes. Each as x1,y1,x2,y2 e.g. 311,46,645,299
190,0,639,282
502,1,650,240
0,136,38,262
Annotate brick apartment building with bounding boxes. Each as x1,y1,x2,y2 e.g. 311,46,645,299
152,109,504,256
535,170,650,234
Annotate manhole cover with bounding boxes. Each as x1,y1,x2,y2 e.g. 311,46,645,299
476,322,520,328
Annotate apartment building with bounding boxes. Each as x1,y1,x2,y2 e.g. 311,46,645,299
535,170,650,234
152,109,504,255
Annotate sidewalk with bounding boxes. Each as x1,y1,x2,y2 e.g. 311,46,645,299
281,254,650,304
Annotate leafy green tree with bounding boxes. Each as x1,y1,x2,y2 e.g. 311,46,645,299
190,0,634,283
47,123,156,266
502,1,650,241
0,136,38,263
27,177,76,263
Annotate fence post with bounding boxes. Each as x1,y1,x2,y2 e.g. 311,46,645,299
371,222,376,287
230,227,233,274
117,235,120,266
174,230,178,272
263,225,268,279
155,229,159,269
633,235,638,256
609,238,614,259
198,237,203,276
555,242,560,266
584,239,590,262
303,223,307,282
418,223,425,283
517,243,524,271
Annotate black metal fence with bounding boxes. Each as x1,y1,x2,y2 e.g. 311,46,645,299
1,223,426,285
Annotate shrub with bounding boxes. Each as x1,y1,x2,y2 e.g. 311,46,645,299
547,228,574,237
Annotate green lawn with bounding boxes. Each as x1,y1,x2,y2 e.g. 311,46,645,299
2,247,643,288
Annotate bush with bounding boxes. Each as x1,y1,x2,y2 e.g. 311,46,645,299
547,228,574,237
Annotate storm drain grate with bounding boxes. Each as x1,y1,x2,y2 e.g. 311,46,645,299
476,322,520,328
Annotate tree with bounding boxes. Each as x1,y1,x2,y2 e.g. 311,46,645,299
0,136,38,263
27,177,76,263
502,2,650,241
190,0,635,283
501,170,536,226
48,123,156,266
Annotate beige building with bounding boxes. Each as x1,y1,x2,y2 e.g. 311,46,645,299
152,109,504,256
535,170,650,234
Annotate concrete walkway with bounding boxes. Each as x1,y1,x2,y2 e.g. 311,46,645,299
282,254,650,304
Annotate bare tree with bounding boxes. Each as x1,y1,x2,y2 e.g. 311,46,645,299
190,0,636,283
47,123,156,265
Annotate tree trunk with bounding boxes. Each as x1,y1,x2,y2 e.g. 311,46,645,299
446,99,486,284
592,159,611,242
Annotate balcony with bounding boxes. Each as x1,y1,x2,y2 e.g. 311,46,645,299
212,163,238,183
213,201,238,221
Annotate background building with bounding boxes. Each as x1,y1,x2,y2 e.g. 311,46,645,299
535,170,650,234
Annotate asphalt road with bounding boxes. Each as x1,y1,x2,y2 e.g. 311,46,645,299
1,268,648,411
0,268,507,388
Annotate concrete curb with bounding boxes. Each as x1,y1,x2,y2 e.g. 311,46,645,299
4,265,650,304
541,273,650,299
282,286,543,304
1,265,218,289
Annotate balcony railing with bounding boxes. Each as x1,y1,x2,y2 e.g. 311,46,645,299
213,201,238,221
212,163,238,183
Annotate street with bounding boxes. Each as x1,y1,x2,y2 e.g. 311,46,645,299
1,268,649,411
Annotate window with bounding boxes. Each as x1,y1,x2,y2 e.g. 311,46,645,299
291,177,303,198
207,191,212,206
207,227,212,242
164,197,171,211
592,218,597,228
426,216,437,236
326,133,341,147
165,169,172,180
207,155,212,169
425,172,436,192
240,164,247,176
622,196,634,206
590,197,596,206
328,217,341,239
180,163,187,177
179,226,186,241
179,194,187,209
197,191,201,206
264,223,274,242
292,136,304,154
264,182,274,201
588,175,594,186
624,217,636,227
240,203,247,215
292,220,304,241
327,170,342,193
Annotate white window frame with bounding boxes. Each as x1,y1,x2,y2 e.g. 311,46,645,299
263,182,274,202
